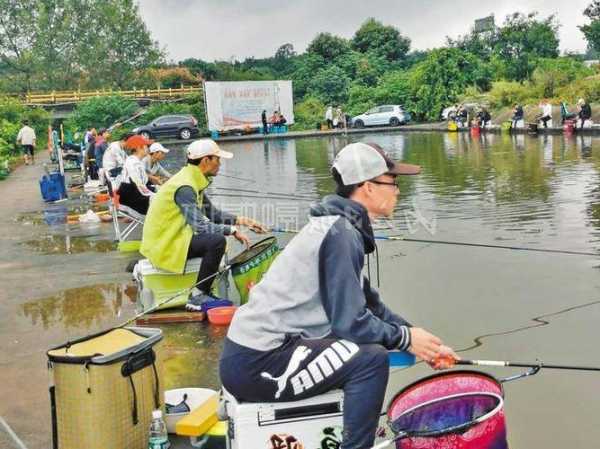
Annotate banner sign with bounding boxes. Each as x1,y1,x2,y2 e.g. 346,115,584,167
205,81,294,131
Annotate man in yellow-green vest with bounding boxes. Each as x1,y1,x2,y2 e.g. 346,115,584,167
141,139,267,311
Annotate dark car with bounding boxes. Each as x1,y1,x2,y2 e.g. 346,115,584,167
132,114,199,140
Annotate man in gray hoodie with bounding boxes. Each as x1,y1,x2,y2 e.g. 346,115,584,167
220,142,457,449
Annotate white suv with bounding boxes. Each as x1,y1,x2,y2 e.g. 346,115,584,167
351,105,410,128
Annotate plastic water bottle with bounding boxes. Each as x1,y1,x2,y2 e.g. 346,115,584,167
148,409,170,449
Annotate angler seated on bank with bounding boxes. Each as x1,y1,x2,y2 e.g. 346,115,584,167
140,139,268,312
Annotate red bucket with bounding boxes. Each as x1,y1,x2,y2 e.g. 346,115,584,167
387,371,508,449
563,119,575,134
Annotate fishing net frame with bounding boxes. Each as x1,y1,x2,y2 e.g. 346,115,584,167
384,370,509,449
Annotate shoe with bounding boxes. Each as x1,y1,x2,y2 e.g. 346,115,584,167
186,290,232,312
186,290,210,312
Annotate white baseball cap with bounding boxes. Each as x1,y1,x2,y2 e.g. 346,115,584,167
332,142,421,185
187,139,233,160
149,142,170,154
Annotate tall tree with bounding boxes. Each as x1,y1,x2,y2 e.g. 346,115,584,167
0,0,37,91
493,12,559,82
351,18,411,62
407,48,492,120
82,0,164,88
0,0,163,92
580,1,600,55
275,43,296,59
306,33,351,62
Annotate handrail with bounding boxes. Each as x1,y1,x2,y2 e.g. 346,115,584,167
17,85,202,104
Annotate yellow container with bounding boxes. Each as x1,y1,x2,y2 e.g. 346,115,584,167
447,121,459,132
47,327,164,449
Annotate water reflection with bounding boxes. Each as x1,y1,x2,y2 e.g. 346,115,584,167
160,323,226,390
20,283,137,330
23,234,116,254
162,132,600,253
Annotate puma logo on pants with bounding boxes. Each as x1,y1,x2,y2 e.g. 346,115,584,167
261,340,359,399
261,346,312,399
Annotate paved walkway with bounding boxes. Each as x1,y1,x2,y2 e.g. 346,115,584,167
0,154,135,449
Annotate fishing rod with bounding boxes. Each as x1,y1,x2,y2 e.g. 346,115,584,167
219,173,256,183
208,192,317,202
457,359,600,372
375,235,599,257
107,108,147,132
210,185,318,201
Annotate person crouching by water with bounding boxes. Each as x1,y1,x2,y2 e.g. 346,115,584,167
140,139,268,311
511,104,524,128
118,135,155,215
220,142,459,449
144,142,172,186
477,108,491,129
578,98,592,130
538,99,553,128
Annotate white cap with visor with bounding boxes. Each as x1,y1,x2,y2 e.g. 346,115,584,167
332,142,421,186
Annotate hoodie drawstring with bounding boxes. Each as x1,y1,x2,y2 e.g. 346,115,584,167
375,243,381,288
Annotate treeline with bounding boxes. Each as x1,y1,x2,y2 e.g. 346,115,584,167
3,1,600,130
175,8,600,123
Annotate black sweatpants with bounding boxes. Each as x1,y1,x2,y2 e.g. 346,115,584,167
118,181,150,215
187,232,226,293
220,336,389,449
540,115,552,128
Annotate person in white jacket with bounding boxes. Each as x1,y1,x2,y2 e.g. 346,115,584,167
539,99,553,128
16,120,36,165
325,105,333,129
118,135,155,215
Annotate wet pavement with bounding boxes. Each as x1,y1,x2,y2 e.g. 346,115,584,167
2,132,600,448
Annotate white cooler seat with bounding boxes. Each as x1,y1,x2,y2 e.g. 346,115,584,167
222,387,345,449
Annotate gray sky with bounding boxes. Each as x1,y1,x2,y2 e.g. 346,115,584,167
139,0,592,62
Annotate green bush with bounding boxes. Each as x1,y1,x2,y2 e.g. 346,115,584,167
488,81,533,108
345,83,378,116
556,75,600,104
307,65,352,105
0,97,50,176
293,96,326,130
66,95,138,132
0,119,21,156
531,57,593,98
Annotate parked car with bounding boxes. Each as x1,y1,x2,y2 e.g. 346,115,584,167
351,105,410,128
132,115,199,140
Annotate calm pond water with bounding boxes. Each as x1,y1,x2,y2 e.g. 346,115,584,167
166,131,600,449
17,131,600,448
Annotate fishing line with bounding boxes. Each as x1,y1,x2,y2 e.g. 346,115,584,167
376,236,599,257
272,229,598,256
